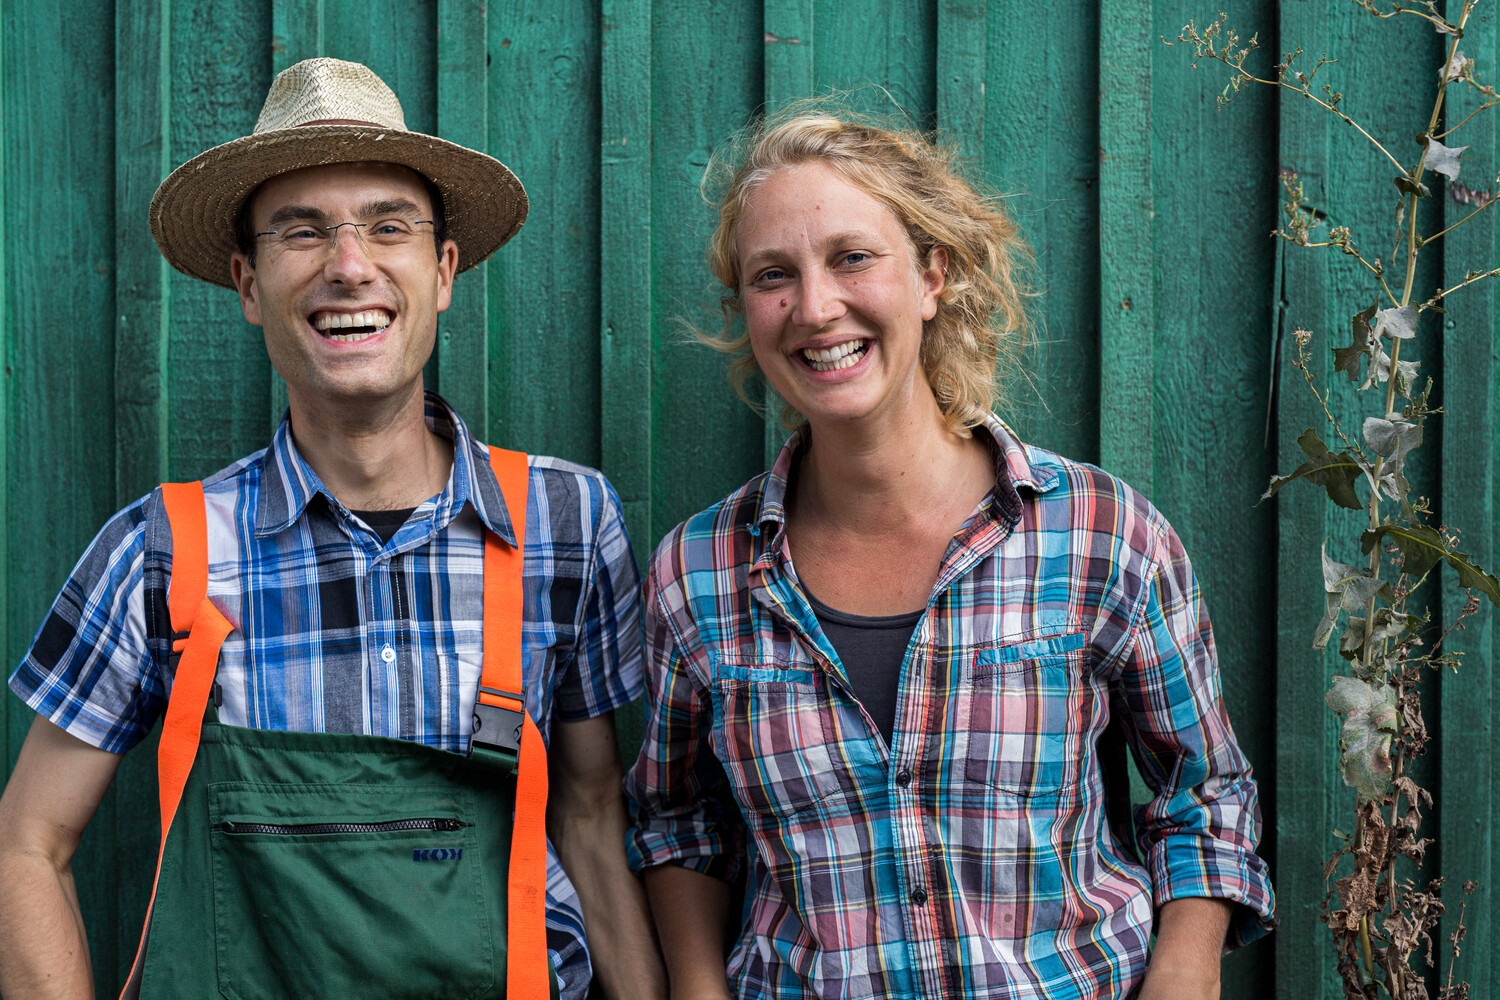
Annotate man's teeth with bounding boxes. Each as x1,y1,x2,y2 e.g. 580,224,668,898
314,310,392,342
802,340,868,372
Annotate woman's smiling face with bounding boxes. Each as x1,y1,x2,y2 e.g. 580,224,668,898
736,161,945,431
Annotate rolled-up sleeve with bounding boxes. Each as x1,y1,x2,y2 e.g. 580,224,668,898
624,546,745,883
1118,520,1277,947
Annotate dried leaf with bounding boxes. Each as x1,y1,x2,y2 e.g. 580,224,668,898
1262,429,1365,511
1374,304,1419,340
1363,413,1423,500
1361,524,1500,606
1442,49,1468,82
1317,547,1386,650
1326,675,1398,802
1425,137,1469,181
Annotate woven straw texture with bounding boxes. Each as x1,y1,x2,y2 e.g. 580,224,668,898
150,58,527,288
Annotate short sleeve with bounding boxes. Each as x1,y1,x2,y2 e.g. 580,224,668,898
549,469,644,722
8,492,169,753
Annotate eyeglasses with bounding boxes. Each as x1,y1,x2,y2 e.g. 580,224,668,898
253,218,435,256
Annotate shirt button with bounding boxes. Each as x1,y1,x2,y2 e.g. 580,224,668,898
909,887,928,906
895,769,912,787
380,645,396,663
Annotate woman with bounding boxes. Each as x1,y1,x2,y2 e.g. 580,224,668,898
625,110,1274,1000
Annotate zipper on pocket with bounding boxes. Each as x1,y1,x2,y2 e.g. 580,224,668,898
214,817,469,835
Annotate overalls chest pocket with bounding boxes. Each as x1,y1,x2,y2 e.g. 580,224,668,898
711,656,850,821
960,630,1089,796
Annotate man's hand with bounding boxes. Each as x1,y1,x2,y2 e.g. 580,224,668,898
0,716,122,1000
1137,896,1234,1000
547,713,668,1000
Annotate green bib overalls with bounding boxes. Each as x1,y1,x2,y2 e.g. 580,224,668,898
120,448,555,1000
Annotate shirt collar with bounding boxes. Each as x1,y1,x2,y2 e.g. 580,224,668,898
255,390,519,546
747,412,1062,543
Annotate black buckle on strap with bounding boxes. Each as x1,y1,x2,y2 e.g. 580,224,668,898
168,629,191,671
471,701,525,757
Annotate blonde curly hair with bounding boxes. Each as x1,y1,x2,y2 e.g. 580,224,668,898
701,103,1032,434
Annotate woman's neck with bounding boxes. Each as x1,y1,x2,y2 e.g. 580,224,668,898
789,391,992,537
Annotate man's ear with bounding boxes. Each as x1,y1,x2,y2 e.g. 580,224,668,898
435,239,459,314
230,252,263,326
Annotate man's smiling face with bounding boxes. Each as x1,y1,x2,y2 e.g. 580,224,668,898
230,161,458,414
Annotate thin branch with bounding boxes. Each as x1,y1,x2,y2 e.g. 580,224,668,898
1424,265,1500,306
1421,195,1500,248
1433,99,1500,140
1349,0,1453,31
1273,232,1400,303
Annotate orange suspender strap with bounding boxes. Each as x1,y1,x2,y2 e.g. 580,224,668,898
121,483,235,1000
481,447,551,999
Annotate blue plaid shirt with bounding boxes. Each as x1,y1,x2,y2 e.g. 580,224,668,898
626,415,1275,1000
11,393,644,998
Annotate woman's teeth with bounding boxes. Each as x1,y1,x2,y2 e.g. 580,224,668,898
314,310,391,342
802,340,868,372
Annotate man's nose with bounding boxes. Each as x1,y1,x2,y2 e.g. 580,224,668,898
323,224,377,283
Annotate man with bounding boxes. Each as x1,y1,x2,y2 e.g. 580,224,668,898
0,58,664,1000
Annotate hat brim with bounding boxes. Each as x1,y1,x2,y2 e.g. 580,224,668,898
149,124,528,288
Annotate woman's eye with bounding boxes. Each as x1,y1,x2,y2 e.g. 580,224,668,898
755,268,788,284
841,252,869,266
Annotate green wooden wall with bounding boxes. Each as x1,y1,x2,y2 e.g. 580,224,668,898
0,1,1494,997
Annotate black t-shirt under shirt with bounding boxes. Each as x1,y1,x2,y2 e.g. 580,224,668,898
805,590,923,745
351,507,417,545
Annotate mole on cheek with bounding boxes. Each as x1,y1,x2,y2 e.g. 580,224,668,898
780,299,788,308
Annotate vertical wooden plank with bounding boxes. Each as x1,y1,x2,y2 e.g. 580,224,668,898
811,2,936,125
1096,0,1152,498
0,0,12,829
110,0,175,982
982,0,1098,462
3,0,120,984
267,0,321,428
1152,3,1281,995
272,0,323,66
0,0,10,779
1272,5,1444,996
600,0,651,758
649,0,766,544
116,0,172,502
601,0,652,558
1439,3,1495,989
319,2,437,131
167,1,276,480
436,0,488,429
936,0,984,171
486,0,602,463
761,0,813,468
1274,4,1347,992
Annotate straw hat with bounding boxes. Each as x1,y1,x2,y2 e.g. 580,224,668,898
150,57,528,288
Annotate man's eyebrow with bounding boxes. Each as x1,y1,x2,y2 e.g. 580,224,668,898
261,199,426,229
359,198,426,219
263,204,330,228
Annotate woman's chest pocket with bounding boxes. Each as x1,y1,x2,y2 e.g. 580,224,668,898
960,630,1089,796
711,658,854,821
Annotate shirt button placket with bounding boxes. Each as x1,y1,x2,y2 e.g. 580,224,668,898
380,644,397,664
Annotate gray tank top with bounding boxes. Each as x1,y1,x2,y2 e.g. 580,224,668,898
805,590,923,744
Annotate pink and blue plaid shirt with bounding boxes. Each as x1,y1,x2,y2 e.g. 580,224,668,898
626,415,1275,999
11,393,643,998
